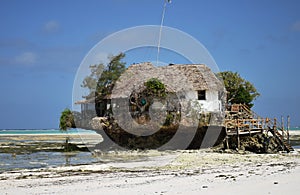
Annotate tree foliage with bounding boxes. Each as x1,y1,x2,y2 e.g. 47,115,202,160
218,71,260,108
81,64,104,91
59,108,75,130
96,53,126,99
81,53,126,100
144,78,167,97
58,53,126,129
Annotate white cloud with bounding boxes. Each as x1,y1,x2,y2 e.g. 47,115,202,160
43,20,60,33
292,21,300,32
14,52,37,66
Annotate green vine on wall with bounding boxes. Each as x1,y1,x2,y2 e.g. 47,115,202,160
144,78,167,98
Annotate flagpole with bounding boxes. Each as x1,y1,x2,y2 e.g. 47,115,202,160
156,0,169,66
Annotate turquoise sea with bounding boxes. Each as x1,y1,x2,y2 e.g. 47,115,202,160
1,128,299,134
0,128,97,135
290,127,300,131
0,129,100,172
1,128,300,172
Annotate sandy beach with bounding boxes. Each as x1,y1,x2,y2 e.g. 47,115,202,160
0,133,101,144
1,149,300,195
1,131,300,194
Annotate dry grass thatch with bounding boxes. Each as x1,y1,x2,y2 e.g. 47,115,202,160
111,62,224,99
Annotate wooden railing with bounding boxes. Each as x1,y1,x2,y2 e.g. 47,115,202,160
224,104,293,152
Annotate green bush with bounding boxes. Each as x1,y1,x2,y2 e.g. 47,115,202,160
144,78,166,97
59,108,75,130
164,113,174,126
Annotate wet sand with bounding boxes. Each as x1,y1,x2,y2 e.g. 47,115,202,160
0,133,102,143
1,131,300,194
0,149,300,194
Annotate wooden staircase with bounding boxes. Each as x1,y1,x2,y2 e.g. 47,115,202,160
267,118,294,152
225,104,294,152
269,129,294,152
225,104,265,135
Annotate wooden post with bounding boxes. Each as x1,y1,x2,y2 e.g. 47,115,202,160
237,120,240,150
281,116,284,140
287,115,290,144
249,120,251,136
260,118,266,133
225,126,229,149
274,118,278,140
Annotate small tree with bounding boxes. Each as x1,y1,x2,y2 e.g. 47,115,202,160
218,71,260,108
96,53,126,99
81,64,105,92
59,108,75,130
80,53,126,101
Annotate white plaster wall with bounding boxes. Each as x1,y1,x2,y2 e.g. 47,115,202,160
184,91,197,100
199,90,220,112
184,90,221,112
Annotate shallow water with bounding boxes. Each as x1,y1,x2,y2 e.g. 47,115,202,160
1,128,300,172
0,151,101,172
0,128,97,135
292,145,300,149
0,129,105,171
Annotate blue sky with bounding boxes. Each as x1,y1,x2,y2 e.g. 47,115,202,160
0,0,300,129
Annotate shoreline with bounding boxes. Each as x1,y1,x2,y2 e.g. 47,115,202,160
0,133,102,142
1,131,300,194
0,149,300,194
1,129,299,136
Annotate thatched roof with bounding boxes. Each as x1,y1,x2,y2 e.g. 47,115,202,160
111,62,224,99
74,97,95,104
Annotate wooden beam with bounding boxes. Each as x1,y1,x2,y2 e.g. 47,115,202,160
287,115,290,144
237,124,240,150
225,126,229,149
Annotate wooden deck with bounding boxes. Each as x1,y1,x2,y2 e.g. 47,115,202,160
224,104,293,152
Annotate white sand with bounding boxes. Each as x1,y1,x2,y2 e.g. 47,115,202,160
288,130,300,136
1,149,300,194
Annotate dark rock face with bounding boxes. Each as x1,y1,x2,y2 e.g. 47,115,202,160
188,126,226,149
85,117,285,153
224,134,283,153
93,117,226,150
